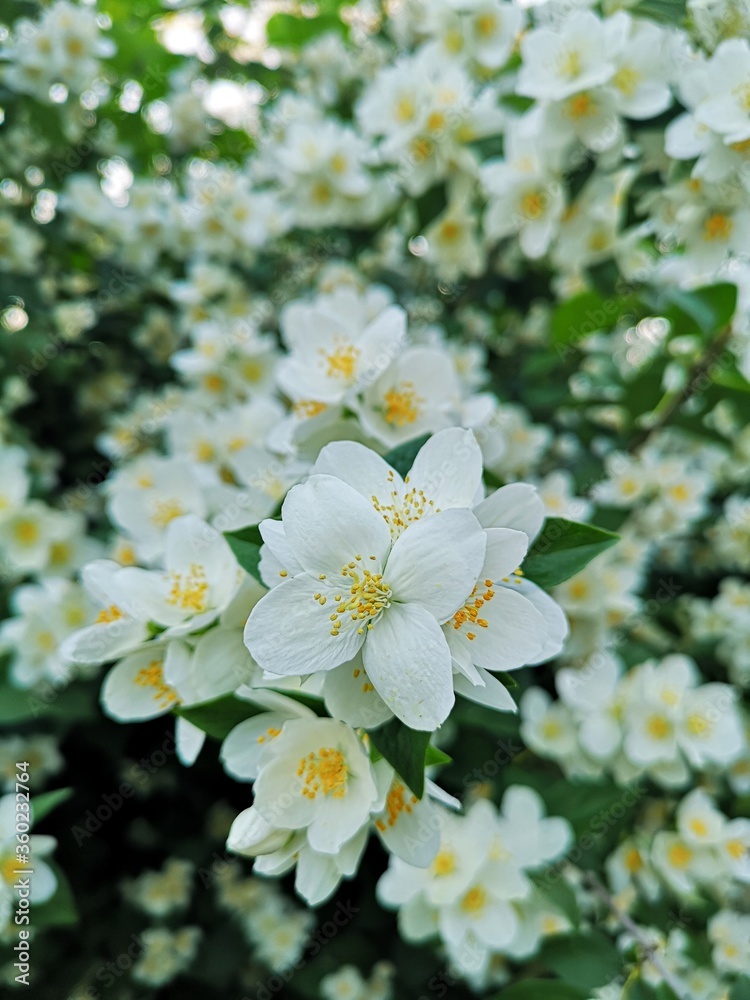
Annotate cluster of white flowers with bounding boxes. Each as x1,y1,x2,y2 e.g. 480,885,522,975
377,788,572,992
607,787,749,904
0,0,115,103
2,0,750,992
0,794,57,941
321,962,394,1000
130,925,202,987
214,861,315,974
685,576,750,686
521,652,747,787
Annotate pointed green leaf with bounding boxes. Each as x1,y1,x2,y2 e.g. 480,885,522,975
523,518,619,589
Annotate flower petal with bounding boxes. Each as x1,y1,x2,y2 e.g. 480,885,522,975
386,508,486,621
282,474,391,577
364,601,454,730
245,575,365,676
474,483,545,540
407,428,483,510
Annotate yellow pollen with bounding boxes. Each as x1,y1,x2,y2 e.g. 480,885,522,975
410,137,434,163
381,782,417,828
311,181,332,205
327,563,391,636
439,220,462,243
444,27,464,53
14,520,39,545
612,66,640,96
686,713,710,737
520,190,547,220
452,583,495,634
202,373,226,393
726,839,746,860
330,153,347,174
558,49,582,79
96,604,124,624
257,726,281,744
476,12,497,37
383,382,424,427
567,93,594,118
432,850,456,876
667,843,692,868
36,631,56,653
323,343,359,380
195,440,215,462
134,660,178,708
427,110,446,132
293,400,328,418
703,213,733,242
151,498,184,528
460,885,487,913
395,96,415,123
167,564,209,613
669,483,689,502
689,818,708,837
624,847,643,873
0,857,20,885
646,715,671,740
541,719,562,740
296,747,348,799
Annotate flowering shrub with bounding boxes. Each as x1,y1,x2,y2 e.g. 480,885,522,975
0,0,749,998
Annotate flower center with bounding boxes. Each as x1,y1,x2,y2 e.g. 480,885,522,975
520,190,547,220
383,382,423,426
14,520,39,545
702,213,732,242
297,747,348,799
558,49,582,80
375,782,418,832
134,660,179,708
151,498,185,528
667,843,692,868
168,564,209,613
327,561,392,637
451,579,495,641
460,885,487,913
96,604,124,624
323,343,359,380
646,714,671,740
432,850,456,876
613,66,640,96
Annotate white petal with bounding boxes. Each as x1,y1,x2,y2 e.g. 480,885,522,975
454,667,517,712
101,647,178,721
245,575,366,676
450,584,547,672
386,508,486,621
282,474,391,576
482,527,529,580
364,602,454,730
175,716,205,766
323,655,393,729
313,440,403,504
407,428,484,509
474,483,545,540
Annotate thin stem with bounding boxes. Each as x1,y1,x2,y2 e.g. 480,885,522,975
582,871,687,1000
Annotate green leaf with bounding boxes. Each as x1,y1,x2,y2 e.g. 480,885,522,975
539,932,622,991
663,282,737,336
175,694,263,740
383,434,431,478
531,874,580,929
224,524,266,583
265,11,346,47
491,980,588,1000
367,718,433,798
424,745,452,767
731,978,750,1000
522,518,619,589
31,864,78,928
551,291,615,347
32,788,73,825
630,0,686,24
